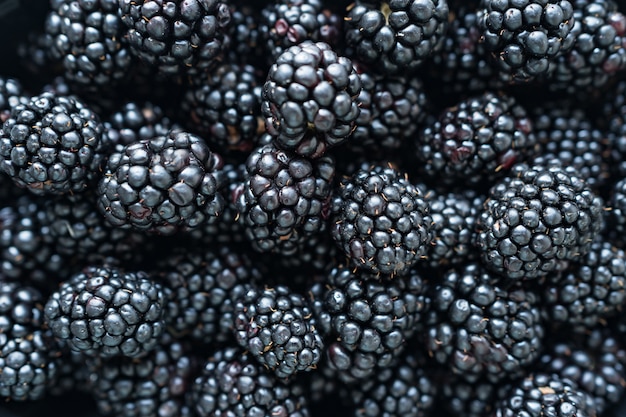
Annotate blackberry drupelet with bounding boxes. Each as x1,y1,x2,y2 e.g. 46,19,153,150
0,92,110,195
191,346,310,417
344,0,449,75
104,101,177,148
475,163,605,281
415,91,538,187
44,265,168,358
425,262,545,383
309,266,429,384
233,284,323,379
331,164,433,276
97,129,226,235
261,41,362,158
234,142,335,255
0,76,25,123
118,0,232,77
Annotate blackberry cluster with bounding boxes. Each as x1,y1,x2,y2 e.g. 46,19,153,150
0,77,25,122
104,101,177,148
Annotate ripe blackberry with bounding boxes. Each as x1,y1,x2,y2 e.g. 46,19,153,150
608,177,626,247
233,284,323,379
44,265,168,358
182,63,262,152
48,349,90,397
261,41,362,158
331,164,433,276
344,0,449,75
478,0,577,83
191,347,310,417
425,262,545,383
475,163,605,281
118,0,232,77
415,91,538,187
104,101,177,148
0,92,110,195
97,130,226,235
0,76,25,123
226,5,265,69
309,266,429,384
605,79,626,179
439,375,498,417
234,143,335,255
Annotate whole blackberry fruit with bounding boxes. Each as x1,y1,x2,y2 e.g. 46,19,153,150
233,284,324,379
475,163,605,281
425,263,545,383
310,266,429,384
605,79,626,179
439,375,498,417
344,0,449,75
97,130,226,235
0,76,25,123
191,347,310,417
478,0,577,83
226,5,266,69
331,164,433,276
608,177,626,248
261,41,362,159
0,92,109,195
234,143,335,255
104,101,177,148
44,265,168,358
118,0,232,77
415,92,538,187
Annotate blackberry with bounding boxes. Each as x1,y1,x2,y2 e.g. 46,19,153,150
48,348,90,397
261,41,362,159
605,79,626,179
0,92,110,195
104,101,177,148
226,5,265,69
439,375,498,417
97,130,226,235
182,63,262,152
191,346,310,417
344,0,449,75
425,263,545,383
309,266,429,384
331,164,433,276
541,239,626,329
0,76,25,123
608,177,626,247
44,265,168,358
478,0,578,83
233,284,324,379
415,91,538,187
475,163,605,281
234,143,335,255
118,0,232,77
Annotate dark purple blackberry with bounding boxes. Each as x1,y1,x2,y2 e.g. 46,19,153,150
608,177,626,247
605,79,626,179
226,5,266,69
0,92,110,196
475,163,605,281
331,164,433,277
97,130,226,235
44,0,133,90
104,101,177,148
0,76,25,123
44,265,168,358
478,0,578,83
182,63,262,152
261,41,362,159
425,263,545,383
234,143,335,255
439,375,498,417
415,91,538,187
344,0,449,75
191,347,310,417
233,284,324,379
309,266,429,384
541,239,626,329
118,0,232,77
47,348,91,397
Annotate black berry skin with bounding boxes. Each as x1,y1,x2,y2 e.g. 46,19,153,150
261,41,362,159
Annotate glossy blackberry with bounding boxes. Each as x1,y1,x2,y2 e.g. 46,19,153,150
478,0,577,83
608,178,626,247
605,79,626,179
0,76,25,123
155,245,261,343
344,0,449,75
183,63,262,152
415,92,538,187
118,0,232,77
48,349,90,397
425,262,545,383
44,265,168,358
233,284,323,379
331,165,433,276
439,375,498,417
475,163,605,281
226,5,265,69
0,92,110,196
309,266,429,384
261,41,362,158
191,347,310,417
541,239,626,329
104,101,177,148
44,0,133,90
97,130,226,235
234,143,335,255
